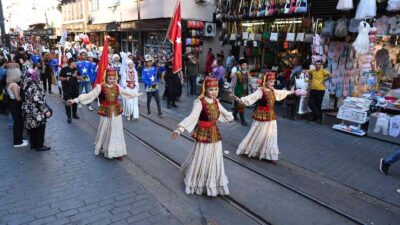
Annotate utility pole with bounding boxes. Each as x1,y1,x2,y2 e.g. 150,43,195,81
136,0,142,61
0,0,8,48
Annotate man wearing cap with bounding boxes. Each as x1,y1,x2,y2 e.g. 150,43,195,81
59,58,83,123
76,50,94,111
142,54,162,117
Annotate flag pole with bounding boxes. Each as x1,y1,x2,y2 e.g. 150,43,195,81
163,0,180,48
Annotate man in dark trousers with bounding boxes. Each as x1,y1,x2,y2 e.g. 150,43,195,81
186,52,198,95
59,58,83,123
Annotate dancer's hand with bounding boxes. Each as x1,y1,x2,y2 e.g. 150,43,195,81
171,130,180,140
290,87,295,94
66,100,74,106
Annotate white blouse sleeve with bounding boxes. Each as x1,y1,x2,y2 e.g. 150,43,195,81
177,99,202,134
240,88,263,106
274,89,292,101
218,100,234,122
119,84,139,99
74,84,101,104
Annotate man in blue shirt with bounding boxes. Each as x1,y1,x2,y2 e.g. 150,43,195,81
87,52,97,85
30,49,41,69
76,50,94,111
142,54,162,117
50,54,62,97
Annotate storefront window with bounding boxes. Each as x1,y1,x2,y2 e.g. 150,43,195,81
143,32,172,56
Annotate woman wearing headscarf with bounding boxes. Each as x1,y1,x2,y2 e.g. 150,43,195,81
6,63,28,147
120,59,139,121
21,69,52,151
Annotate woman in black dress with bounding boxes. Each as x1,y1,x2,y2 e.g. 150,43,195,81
162,61,181,109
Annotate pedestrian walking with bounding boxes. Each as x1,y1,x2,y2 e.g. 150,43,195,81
59,58,82,123
204,48,214,76
212,58,226,100
308,60,332,123
66,68,142,160
42,53,53,94
231,58,252,126
235,72,294,162
21,69,52,151
171,77,234,197
76,50,94,111
6,63,28,147
380,150,400,175
142,54,162,117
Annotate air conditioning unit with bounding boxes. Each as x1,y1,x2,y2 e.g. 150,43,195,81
203,22,216,37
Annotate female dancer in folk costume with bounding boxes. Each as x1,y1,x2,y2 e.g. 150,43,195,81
66,68,142,160
120,55,139,121
234,72,294,162
171,77,234,196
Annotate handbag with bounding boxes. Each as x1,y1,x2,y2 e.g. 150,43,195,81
45,103,53,118
294,0,308,13
230,22,238,41
286,19,296,42
335,17,349,38
349,18,362,33
296,32,305,42
387,0,400,11
248,33,256,41
270,24,278,42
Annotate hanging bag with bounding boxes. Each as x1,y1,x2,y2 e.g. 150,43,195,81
335,17,349,37
321,19,336,38
336,0,354,11
270,23,278,42
286,19,296,42
230,22,238,41
387,0,400,11
262,22,271,39
294,0,308,13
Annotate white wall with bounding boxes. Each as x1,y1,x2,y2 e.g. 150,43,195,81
92,0,216,24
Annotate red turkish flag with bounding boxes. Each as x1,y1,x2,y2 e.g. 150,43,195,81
93,36,109,88
167,0,182,74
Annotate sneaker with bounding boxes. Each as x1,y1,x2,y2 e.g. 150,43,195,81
78,104,83,109
147,113,152,117
14,141,29,148
88,106,94,111
127,116,131,121
379,158,390,175
73,115,80,119
67,118,72,123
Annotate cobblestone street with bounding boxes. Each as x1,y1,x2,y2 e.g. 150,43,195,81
0,99,181,225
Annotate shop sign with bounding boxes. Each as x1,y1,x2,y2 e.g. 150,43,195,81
120,22,135,30
88,24,107,32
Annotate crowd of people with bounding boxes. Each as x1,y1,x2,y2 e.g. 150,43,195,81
1,39,396,198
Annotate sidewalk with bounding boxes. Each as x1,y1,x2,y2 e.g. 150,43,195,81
0,100,180,225
141,83,400,207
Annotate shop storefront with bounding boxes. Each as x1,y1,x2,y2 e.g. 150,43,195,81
216,0,400,143
23,28,57,50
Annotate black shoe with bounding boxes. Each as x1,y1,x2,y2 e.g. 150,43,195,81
379,158,390,175
163,96,167,101
167,105,171,109
147,113,152,117
241,120,248,126
239,113,248,126
158,113,163,118
49,91,53,94
36,146,51,151
171,103,178,108
67,118,72,123
30,146,37,150
73,115,80,119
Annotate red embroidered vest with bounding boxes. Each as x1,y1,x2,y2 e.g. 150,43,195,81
192,99,222,143
253,89,277,121
97,83,123,117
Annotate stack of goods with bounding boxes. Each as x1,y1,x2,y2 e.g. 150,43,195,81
185,20,204,55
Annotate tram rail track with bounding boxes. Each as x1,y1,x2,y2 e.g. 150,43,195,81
78,101,365,225
137,112,366,225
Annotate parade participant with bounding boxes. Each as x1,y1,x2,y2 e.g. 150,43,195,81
76,50,94,111
87,52,98,86
171,77,233,197
235,72,294,162
231,58,252,126
50,53,62,97
21,69,52,151
59,58,82,123
66,68,142,160
30,49,41,69
142,54,162,117
162,61,180,109
120,59,139,121
111,54,122,78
